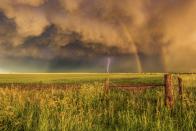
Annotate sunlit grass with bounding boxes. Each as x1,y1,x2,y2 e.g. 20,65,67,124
0,74,195,130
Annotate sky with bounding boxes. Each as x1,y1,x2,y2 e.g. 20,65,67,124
0,0,196,73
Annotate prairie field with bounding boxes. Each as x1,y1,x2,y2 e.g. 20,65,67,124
0,73,195,131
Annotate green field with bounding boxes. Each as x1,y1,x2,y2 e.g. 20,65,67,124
0,73,195,131
0,73,164,84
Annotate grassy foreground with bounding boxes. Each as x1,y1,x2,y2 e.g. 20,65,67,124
0,73,195,131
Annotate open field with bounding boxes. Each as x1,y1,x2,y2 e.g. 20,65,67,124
0,73,163,84
0,73,195,131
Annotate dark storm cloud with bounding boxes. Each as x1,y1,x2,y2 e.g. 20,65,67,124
0,0,196,72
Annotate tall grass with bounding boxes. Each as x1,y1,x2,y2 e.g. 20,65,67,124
0,82,195,131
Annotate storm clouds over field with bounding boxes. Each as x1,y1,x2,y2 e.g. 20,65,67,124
0,0,196,72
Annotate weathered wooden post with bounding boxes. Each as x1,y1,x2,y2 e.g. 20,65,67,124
104,78,110,93
178,77,183,102
164,74,174,108
178,77,183,99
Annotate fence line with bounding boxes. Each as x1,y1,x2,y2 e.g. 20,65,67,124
105,74,185,109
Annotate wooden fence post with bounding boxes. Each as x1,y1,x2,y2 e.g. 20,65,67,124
164,74,174,108
178,77,183,99
104,78,110,93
